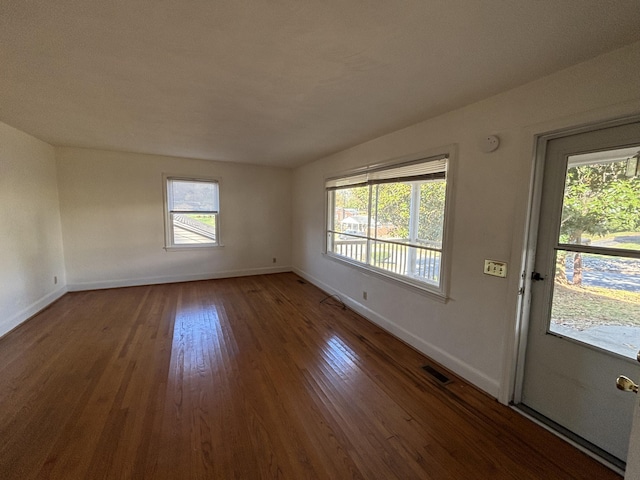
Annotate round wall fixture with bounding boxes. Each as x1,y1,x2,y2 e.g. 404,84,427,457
481,135,500,153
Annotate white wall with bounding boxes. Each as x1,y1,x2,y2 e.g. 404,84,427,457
292,41,640,399
57,148,292,290
0,122,66,337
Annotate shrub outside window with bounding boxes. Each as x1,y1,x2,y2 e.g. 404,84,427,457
164,176,220,248
325,154,450,295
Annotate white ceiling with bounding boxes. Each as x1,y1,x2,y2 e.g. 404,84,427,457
1,1,640,168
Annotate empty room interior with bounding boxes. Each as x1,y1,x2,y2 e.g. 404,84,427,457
2,1,640,479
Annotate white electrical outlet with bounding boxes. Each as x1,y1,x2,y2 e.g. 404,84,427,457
484,260,507,278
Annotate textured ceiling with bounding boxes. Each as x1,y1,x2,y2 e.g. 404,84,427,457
1,1,640,167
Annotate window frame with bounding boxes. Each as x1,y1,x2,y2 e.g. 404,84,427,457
323,148,455,300
163,174,221,250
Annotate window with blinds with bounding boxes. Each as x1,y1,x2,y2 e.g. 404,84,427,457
164,176,220,248
325,153,451,295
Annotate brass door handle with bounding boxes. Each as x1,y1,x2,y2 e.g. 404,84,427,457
616,375,639,394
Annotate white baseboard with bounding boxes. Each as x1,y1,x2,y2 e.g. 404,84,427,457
293,267,500,398
66,266,293,292
0,286,68,338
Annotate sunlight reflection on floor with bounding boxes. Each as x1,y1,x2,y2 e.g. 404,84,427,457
321,335,360,380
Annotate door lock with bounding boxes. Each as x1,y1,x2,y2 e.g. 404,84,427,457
616,375,638,394
531,271,544,281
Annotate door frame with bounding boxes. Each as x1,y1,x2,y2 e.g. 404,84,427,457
510,113,640,470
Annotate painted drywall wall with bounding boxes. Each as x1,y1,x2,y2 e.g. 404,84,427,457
292,41,640,399
57,148,292,290
0,122,66,337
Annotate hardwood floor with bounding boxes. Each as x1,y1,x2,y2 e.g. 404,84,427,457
0,273,620,479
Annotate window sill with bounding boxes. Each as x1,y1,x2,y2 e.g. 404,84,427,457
164,244,224,252
323,252,449,303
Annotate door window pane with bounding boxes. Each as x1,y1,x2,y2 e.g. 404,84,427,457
559,146,640,252
549,251,640,359
550,146,640,359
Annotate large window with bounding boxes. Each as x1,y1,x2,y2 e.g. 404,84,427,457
164,176,220,248
325,154,450,295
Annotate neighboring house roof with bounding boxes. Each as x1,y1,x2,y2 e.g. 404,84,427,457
173,214,216,244
342,215,368,225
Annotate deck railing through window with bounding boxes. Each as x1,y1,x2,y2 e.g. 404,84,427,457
331,236,441,285
173,213,217,240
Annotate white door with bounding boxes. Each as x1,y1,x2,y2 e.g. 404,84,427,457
520,120,640,467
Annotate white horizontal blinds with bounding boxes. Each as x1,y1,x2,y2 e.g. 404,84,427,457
169,179,219,212
326,173,368,189
326,154,447,190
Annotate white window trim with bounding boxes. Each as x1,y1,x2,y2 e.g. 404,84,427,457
162,173,223,251
323,146,456,301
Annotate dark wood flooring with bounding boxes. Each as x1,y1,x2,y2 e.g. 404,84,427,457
0,273,620,479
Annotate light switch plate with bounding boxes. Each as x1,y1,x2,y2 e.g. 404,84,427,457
484,260,507,278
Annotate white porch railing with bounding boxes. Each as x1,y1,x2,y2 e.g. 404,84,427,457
331,237,441,284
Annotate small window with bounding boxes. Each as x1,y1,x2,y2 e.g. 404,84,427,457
164,176,220,248
325,153,450,296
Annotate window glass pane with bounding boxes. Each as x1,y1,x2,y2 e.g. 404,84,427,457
417,180,446,249
330,232,367,263
370,239,408,275
414,247,441,285
172,213,217,244
333,186,368,236
374,183,411,241
369,240,441,285
549,250,640,359
170,180,219,212
560,146,640,252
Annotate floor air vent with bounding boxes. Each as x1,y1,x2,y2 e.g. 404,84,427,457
421,364,453,385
